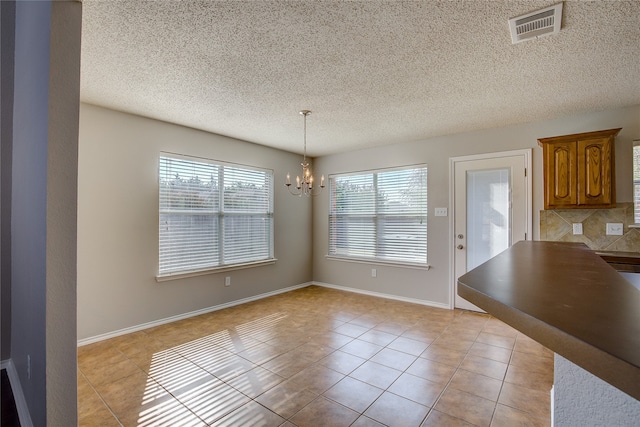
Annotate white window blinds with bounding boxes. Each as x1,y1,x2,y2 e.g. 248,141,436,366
329,166,427,265
159,155,273,276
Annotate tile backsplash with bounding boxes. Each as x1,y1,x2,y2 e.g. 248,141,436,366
540,202,640,251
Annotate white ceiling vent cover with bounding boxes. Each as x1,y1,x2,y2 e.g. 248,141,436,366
509,2,563,44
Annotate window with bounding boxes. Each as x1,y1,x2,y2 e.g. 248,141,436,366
159,154,273,277
329,166,428,265
635,145,640,223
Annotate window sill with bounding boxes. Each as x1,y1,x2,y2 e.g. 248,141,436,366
325,255,430,270
156,259,277,282
628,224,640,229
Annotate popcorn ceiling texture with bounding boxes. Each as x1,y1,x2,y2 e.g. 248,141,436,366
540,203,640,251
80,1,640,156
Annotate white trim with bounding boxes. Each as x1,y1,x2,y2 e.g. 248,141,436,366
1,359,34,427
448,149,532,163
160,151,274,174
313,281,450,310
327,162,429,179
325,255,430,270
448,149,533,310
78,282,310,346
448,158,455,309
156,259,277,282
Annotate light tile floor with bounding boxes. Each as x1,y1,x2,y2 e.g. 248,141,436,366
78,286,553,426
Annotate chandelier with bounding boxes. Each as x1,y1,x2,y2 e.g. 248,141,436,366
285,110,325,196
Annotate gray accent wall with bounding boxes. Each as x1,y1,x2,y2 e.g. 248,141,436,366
4,1,81,425
1,0,15,362
11,3,51,424
312,106,640,306
77,104,313,340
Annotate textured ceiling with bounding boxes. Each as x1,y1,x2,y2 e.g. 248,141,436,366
81,1,640,157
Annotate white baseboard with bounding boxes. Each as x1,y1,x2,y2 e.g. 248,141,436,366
79,281,450,346
1,359,34,427
78,282,311,346
312,281,451,310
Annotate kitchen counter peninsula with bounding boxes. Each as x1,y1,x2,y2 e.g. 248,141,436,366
457,240,640,418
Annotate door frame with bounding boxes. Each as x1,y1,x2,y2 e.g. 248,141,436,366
448,149,533,309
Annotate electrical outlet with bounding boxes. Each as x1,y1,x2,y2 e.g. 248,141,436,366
606,223,623,236
371,269,377,278
225,276,231,287
572,223,583,235
434,207,448,217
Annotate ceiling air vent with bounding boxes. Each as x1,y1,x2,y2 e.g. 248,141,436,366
509,2,563,44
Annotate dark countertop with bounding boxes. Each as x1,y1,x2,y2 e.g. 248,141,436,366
596,250,640,272
458,241,640,400
595,250,640,261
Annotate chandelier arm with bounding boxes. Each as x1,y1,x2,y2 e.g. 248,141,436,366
286,185,303,196
286,185,324,197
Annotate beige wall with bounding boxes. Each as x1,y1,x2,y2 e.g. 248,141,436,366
46,2,81,423
77,104,313,340
78,104,640,341
312,105,640,306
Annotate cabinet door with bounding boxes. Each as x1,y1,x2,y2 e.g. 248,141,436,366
543,140,577,208
577,136,613,207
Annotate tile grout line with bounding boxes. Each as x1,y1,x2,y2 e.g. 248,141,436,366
424,314,491,427
77,367,125,426
485,329,517,427
78,288,551,426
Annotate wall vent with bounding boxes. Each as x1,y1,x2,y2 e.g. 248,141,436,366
509,2,563,44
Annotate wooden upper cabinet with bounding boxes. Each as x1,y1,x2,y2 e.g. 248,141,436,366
538,128,621,209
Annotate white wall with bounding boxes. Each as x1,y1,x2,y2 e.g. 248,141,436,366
312,105,640,306
554,354,640,426
78,104,313,340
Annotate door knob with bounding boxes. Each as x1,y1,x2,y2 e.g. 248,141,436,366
457,244,464,250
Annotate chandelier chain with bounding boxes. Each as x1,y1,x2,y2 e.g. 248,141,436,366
301,110,310,163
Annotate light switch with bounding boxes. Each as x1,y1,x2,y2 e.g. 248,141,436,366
606,223,623,236
572,223,583,235
435,208,447,217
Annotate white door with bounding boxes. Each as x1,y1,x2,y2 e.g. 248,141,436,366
451,150,531,311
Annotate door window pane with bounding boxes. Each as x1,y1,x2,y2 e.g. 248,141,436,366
466,169,510,271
